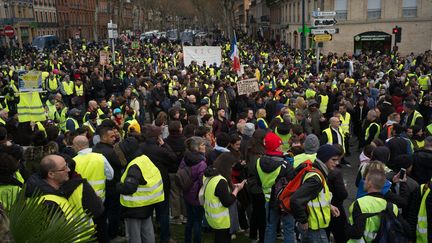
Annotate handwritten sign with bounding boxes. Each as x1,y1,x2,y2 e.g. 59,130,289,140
237,78,259,95
100,50,109,66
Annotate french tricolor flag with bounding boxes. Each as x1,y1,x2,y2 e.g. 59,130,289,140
230,34,241,74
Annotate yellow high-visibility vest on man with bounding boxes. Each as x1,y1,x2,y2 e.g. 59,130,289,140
319,94,329,114
203,175,231,230
119,155,164,208
62,81,75,95
74,152,107,200
416,182,430,243
0,184,21,209
365,122,381,142
256,158,281,202
340,112,351,135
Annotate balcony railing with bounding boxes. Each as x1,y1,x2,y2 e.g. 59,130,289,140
402,7,417,17
367,9,381,19
335,10,347,20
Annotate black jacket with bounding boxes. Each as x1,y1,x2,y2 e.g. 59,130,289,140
327,168,348,207
411,149,432,185
384,171,418,218
255,154,293,208
25,174,65,213
116,163,157,219
291,160,328,224
92,142,123,194
139,139,177,194
164,134,186,167
385,136,411,165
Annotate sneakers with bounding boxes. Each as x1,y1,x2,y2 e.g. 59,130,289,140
170,216,182,225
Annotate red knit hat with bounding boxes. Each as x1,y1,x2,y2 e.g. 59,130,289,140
264,132,282,155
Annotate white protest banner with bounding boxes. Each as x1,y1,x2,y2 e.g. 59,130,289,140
237,78,259,95
183,46,222,66
18,70,43,92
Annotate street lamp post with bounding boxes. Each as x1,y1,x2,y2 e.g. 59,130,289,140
301,0,305,67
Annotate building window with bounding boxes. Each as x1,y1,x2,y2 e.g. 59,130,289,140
367,0,381,19
402,0,417,17
335,0,347,20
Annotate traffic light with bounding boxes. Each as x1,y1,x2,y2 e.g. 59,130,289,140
393,26,402,43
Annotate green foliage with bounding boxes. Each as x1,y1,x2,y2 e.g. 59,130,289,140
6,190,95,243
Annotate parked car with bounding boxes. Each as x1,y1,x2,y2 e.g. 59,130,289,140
32,35,60,51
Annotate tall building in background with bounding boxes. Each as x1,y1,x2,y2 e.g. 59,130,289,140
33,0,58,37
56,0,95,40
0,0,36,47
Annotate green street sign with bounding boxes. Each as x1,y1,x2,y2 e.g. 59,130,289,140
131,41,139,50
298,26,311,34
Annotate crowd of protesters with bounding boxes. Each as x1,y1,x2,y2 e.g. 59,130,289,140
0,32,430,243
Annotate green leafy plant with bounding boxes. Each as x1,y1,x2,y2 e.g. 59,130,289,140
5,190,95,243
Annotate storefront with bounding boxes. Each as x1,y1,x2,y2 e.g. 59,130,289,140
354,31,392,54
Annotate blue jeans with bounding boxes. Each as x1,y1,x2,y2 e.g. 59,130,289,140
185,202,204,243
155,199,170,242
299,228,329,243
264,202,295,243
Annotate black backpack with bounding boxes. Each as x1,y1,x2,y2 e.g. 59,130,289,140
365,202,409,243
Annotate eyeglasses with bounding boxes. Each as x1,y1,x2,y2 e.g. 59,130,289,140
50,164,69,173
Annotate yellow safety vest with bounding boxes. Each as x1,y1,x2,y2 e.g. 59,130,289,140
45,100,56,120
83,121,96,134
62,81,75,95
410,110,423,127
365,122,381,141
75,85,84,96
120,155,164,208
339,112,351,135
74,152,106,200
47,78,59,92
293,153,317,169
416,183,430,243
204,175,230,229
55,107,68,131
17,92,46,123
418,75,430,91
305,89,316,100
257,118,268,129
275,127,291,152
303,171,332,230
348,195,398,242
323,127,345,148
65,117,79,132
256,158,281,202
319,95,329,114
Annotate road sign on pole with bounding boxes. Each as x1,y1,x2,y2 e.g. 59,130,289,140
313,34,332,42
4,25,15,38
311,28,337,35
107,21,118,39
312,18,337,27
312,11,336,18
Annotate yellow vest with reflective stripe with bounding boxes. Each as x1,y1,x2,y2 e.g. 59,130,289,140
76,85,84,96
204,175,230,229
256,158,281,202
348,195,398,243
15,171,24,184
62,81,75,95
120,155,164,207
47,78,58,92
83,121,96,133
340,112,351,135
293,153,317,168
55,107,68,131
323,127,345,147
365,122,381,141
416,184,429,242
74,152,106,200
319,94,328,114
65,117,79,132
305,89,316,100
0,184,20,209
45,100,56,120
303,171,332,230
257,117,268,129
275,127,291,152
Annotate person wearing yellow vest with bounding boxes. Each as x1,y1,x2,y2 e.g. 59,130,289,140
66,108,81,133
255,132,295,242
61,75,74,107
54,101,68,132
293,134,319,168
72,135,113,201
0,109,7,127
83,112,99,135
346,169,404,242
256,108,268,130
45,73,61,94
45,95,57,120
401,102,424,129
25,155,96,239
116,137,164,243
407,179,432,243
203,158,246,242
321,117,345,150
418,73,431,91
0,152,23,209
364,110,381,146
317,91,329,116
291,144,342,242
338,103,352,155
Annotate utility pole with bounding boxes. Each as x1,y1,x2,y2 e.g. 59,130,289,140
301,0,305,67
